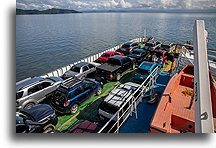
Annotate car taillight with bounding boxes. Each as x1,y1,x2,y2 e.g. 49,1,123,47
127,48,132,50
152,44,154,47
110,73,113,79
63,101,70,107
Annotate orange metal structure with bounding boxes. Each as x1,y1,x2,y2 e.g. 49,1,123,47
150,65,216,133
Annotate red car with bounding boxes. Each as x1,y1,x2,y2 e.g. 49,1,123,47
66,120,101,133
97,51,124,63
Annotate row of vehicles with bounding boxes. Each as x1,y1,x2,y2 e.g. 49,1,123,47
16,38,176,133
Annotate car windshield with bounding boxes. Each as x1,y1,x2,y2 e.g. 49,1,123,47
161,45,170,49
99,101,118,114
136,68,149,75
16,91,23,100
132,50,142,55
70,66,80,73
101,54,110,58
122,44,130,48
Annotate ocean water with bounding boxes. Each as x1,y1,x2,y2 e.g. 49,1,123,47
16,12,216,81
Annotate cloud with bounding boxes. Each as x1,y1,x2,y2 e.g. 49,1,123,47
16,0,216,10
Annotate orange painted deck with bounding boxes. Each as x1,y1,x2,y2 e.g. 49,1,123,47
150,65,195,133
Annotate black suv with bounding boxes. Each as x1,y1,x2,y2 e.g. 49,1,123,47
95,55,135,82
127,49,150,64
16,104,58,133
116,42,139,55
51,78,102,114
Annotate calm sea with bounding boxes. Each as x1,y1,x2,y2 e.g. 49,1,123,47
16,12,216,81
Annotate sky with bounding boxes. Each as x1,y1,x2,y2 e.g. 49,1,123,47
16,0,216,10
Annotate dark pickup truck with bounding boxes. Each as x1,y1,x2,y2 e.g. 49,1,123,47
95,55,135,81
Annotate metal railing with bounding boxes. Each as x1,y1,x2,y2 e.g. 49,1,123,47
98,66,160,133
39,38,144,79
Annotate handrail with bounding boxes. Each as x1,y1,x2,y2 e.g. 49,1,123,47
39,38,142,79
98,66,160,133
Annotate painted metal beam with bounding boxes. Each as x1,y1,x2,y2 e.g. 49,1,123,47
193,20,214,133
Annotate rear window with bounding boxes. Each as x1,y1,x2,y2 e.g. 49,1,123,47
70,66,80,73
136,68,149,75
99,101,118,114
122,44,130,48
108,58,121,66
16,91,23,100
161,45,170,49
53,90,67,101
145,43,154,47
132,50,142,55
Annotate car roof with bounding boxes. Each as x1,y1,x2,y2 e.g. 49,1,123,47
162,41,173,45
16,77,44,91
103,51,118,54
109,55,127,60
147,40,158,43
132,49,146,53
124,42,134,45
67,120,100,133
60,77,83,91
73,62,89,67
103,82,140,107
139,61,156,70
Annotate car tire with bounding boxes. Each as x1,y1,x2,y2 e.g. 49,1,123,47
24,102,35,109
96,86,102,96
43,124,55,133
70,104,79,114
116,73,121,81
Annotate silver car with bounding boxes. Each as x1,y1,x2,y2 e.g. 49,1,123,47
16,77,63,109
62,62,96,80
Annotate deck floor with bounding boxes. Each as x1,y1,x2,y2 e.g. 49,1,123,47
119,71,171,133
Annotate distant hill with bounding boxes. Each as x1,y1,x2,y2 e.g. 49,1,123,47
16,8,81,15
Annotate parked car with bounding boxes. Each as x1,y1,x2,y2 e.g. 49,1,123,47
160,41,176,52
16,77,63,109
51,78,102,114
98,82,141,122
97,51,124,63
144,40,161,51
65,120,101,133
133,61,161,83
127,49,150,63
148,50,168,65
62,62,96,80
16,104,58,133
116,42,139,55
95,55,135,82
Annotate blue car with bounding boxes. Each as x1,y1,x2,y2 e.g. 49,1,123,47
133,61,161,83
51,78,102,114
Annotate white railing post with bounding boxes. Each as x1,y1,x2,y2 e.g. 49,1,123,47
193,20,214,133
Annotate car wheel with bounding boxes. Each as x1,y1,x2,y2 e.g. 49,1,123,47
24,102,35,109
70,104,79,114
116,73,121,81
96,86,102,96
43,124,55,133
